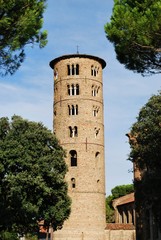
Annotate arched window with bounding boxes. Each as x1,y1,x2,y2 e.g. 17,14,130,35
68,105,71,115
94,127,100,138
70,150,77,167
67,64,79,75
54,68,58,79
71,84,75,95
91,65,94,76
94,67,97,76
71,105,75,115
68,105,78,115
71,178,76,188
92,85,100,97
69,126,78,137
67,64,70,75
74,126,78,137
76,84,79,95
76,105,78,115
72,64,75,75
76,64,79,75
91,65,99,76
95,152,100,158
67,84,79,96
67,84,70,95
93,106,99,117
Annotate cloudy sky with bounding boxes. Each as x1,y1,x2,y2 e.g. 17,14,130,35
1,0,161,195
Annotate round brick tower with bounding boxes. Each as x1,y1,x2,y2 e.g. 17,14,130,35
50,54,106,240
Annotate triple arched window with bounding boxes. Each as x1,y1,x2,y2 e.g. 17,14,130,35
91,65,99,76
67,84,79,96
68,105,78,115
67,64,79,75
92,85,100,96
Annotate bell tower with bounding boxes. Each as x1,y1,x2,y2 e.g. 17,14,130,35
50,54,106,240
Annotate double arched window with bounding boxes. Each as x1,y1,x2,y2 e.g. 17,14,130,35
93,105,99,117
69,126,78,137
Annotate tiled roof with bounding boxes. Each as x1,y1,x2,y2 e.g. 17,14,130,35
106,223,135,230
113,192,134,207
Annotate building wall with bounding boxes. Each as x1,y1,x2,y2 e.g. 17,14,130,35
105,229,136,240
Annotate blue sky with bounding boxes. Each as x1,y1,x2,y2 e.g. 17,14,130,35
1,0,161,195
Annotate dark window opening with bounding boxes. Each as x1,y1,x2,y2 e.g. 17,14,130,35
72,105,75,115
76,64,79,75
71,84,75,95
69,150,77,167
67,65,70,75
72,64,75,75
71,178,76,188
76,84,79,95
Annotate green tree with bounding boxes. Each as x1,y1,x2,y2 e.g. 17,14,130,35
104,0,161,75
127,91,161,238
0,0,48,76
106,184,134,223
0,115,71,236
111,184,134,199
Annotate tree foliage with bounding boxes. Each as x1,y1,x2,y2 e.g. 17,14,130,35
111,184,134,199
0,116,71,235
0,0,48,76
106,184,134,223
105,0,161,75
127,91,161,231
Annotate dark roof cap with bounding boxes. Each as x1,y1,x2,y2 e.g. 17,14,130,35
49,54,106,69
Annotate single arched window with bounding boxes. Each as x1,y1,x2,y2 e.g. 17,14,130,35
71,178,76,188
70,150,77,167
95,152,100,158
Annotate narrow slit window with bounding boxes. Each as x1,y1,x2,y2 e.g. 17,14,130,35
72,105,75,115
76,84,79,95
71,84,75,95
76,64,79,75
72,64,75,75
67,84,70,95
76,105,78,115
67,65,70,75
